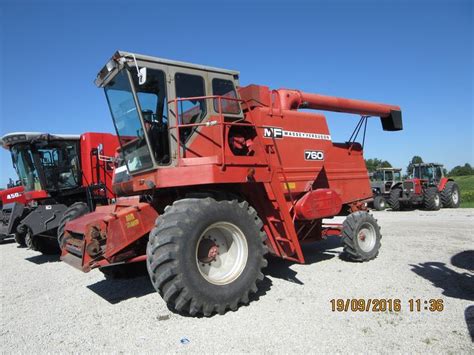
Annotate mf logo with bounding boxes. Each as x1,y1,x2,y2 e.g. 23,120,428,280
263,127,283,139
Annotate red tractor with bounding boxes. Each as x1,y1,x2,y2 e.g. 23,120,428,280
388,163,460,211
61,51,403,316
0,132,120,252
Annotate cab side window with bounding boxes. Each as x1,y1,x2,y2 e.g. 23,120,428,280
212,78,240,114
175,73,206,143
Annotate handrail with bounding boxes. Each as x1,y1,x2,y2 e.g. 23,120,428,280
168,95,258,169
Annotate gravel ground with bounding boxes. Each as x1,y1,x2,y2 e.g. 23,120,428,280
1,208,473,353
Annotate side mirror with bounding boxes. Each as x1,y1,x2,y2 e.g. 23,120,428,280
97,143,103,154
138,67,147,85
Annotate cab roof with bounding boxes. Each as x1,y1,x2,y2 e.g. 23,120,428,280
95,50,240,88
0,132,80,149
116,50,240,76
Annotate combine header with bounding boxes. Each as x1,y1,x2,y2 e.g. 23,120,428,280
0,132,119,252
61,51,403,316
0,182,28,243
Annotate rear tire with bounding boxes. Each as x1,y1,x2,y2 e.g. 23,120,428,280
342,211,381,262
25,229,59,254
14,232,26,247
373,195,387,211
388,188,401,211
423,187,441,210
146,197,268,316
57,202,90,249
441,181,460,208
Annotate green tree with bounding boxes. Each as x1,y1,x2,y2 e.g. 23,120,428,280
448,163,474,176
407,155,423,175
365,158,392,173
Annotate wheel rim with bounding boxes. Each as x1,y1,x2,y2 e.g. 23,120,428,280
380,199,385,208
434,194,440,207
452,189,459,204
25,232,33,249
196,222,248,285
357,223,377,253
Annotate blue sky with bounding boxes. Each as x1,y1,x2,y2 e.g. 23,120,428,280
0,0,472,187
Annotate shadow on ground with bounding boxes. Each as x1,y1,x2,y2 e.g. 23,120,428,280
264,235,342,284
466,305,474,342
410,251,474,302
451,250,474,272
25,253,61,264
86,237,341,314
87,263,155,304
0,239,16,245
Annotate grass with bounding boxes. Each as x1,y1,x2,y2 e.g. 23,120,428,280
451,175,474,208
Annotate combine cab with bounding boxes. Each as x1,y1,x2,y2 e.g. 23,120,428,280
61,51,403,316
0,132,119,252
370,168,402,210
388,163,460,210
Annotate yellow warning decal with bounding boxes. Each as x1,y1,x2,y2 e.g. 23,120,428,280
284,182,296,189
125,213,140,228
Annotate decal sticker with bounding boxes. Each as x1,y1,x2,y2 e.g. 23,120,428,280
263,127,331,141
125,213,140,228
283,182,296,189
304,150,325,161
6,192,22,199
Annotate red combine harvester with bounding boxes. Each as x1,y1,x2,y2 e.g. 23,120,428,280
0,132,119,252
0,182,29,243
61,51,403,316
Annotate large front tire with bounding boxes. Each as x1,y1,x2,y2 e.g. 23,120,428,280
441,181,460,208
146,197,268,316
373,195,387,211
342,211,381,262
57,202,90,249
423,187,441,210
388,188,402,211
14,232,26,246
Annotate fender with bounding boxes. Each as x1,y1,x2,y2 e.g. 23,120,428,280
438,177,452,192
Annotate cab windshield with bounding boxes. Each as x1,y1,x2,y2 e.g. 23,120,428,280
11,141,80,192
371,171,384,181
413,166,434,180
104,68,169,174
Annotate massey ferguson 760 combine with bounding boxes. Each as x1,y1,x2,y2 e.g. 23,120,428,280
0,132,119,252
61,51,403,316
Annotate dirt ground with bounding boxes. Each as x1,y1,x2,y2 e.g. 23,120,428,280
1,208,473,353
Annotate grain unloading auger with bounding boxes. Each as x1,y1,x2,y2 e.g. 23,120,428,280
60,51,402,316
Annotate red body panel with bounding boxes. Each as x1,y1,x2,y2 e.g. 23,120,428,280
79,132,119,198
438,177,450,191
295,189,342,220
62,197,158,271
0,186,27,205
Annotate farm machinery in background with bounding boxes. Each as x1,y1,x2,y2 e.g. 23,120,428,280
370,168,402,210
0,132,120,252
388,163,460,210
60,51,403,316
0,181,28,243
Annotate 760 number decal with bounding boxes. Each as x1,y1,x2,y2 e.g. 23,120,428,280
304,150,324,161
